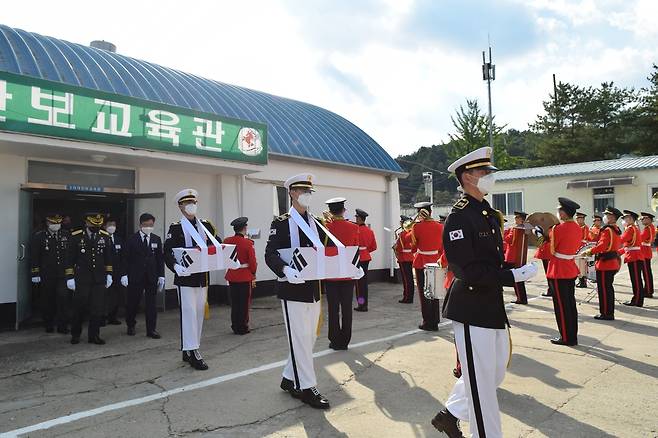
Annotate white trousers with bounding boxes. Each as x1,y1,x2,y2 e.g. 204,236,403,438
445,321,509,438
281,299,320,390
178,286,207,351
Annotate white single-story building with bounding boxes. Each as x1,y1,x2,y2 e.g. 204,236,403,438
0,24,405,329
490,155,658,219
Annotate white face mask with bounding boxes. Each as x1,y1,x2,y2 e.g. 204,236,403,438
48,223,61,232
476,173,496,195
141,226,154,235
184,203,198,216
105,225,116,234
297,193,312,208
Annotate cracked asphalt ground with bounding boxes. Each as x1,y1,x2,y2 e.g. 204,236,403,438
1,259,657,437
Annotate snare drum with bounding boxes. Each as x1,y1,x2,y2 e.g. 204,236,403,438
424,263,447,300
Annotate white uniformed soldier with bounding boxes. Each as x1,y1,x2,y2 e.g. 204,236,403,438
265,173,332,409
431,147,538,438
164,189,221,371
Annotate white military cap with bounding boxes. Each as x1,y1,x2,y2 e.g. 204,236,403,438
325,197,346,205
284,173,315,191
447,146,498,174
175,188,198,204
414,201,432,209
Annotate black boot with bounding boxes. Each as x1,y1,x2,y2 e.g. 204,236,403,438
431,409,464,437
300,387,330,409
188,350,208,370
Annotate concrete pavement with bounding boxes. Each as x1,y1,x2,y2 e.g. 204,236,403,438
1,261,657,437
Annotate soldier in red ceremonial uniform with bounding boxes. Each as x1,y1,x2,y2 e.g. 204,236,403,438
585,207,622,320
535,234,552,297
575,212,590,288
589,214,603,241
354,208,376,312
620,210,644,307
410,201,443,331
324,198,360,349
546,197,582,346
639,212,655,298
504,211,529,304
224,217,257,335
394,215,416,304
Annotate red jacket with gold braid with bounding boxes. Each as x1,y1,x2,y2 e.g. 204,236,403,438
589,224,622,271
223,234,257,283
547,220,581,279
640,224,655,260
411,219,443,269
620,224,643,263
358,224,377,262
394,229,415,263
325,217,360,281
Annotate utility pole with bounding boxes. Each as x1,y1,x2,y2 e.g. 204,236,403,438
482,46,495,150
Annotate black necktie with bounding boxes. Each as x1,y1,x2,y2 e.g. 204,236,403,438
143,234,148,250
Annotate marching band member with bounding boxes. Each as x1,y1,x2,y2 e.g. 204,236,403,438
639,212,655,298
585,207,622,320
354,209,376,312
575,212,589,288
535,232,552,297
504,211,529,304
546,198,582,346
589,214,603,241
620,210,644,307
410,201,443,331
394,215,416,304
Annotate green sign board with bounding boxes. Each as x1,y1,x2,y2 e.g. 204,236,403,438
0,70,267,164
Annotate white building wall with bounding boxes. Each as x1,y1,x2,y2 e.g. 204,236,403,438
0,154,26,304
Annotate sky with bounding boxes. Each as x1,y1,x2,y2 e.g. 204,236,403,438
3,0,658,158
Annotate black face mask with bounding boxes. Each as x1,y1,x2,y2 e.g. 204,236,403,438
88,226,100,233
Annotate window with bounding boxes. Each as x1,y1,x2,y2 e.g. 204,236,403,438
492,191,523,215
275,186,289,216
593,187,614,214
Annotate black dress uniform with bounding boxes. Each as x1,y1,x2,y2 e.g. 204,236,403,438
124,231,164,336
65,227,113,344
105,232,125,324
31,227,71,333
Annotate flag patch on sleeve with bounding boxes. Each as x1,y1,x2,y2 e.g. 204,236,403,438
449,229,464,241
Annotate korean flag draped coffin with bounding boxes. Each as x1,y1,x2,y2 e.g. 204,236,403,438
277,246,361,281
172,217,240,274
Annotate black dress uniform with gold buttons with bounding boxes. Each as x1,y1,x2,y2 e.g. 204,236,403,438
30,214,70,333
65,214,113,344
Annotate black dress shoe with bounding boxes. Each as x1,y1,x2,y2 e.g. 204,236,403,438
280,377,302,398
511,300,528,305
182,351,190,362
88,336,106,345
300,387,330,409
418,324,439,332
354,306,368,312
398,299,413,304
107,319,122,325
189,350,209,370
45,326,54,333
127,326,136,336
431,409,464,438
70,336,80,344
594,314,615,321
57,327,70,334
550,337,576,346
623,301,640,307
147,331,161,339
541,292,552,297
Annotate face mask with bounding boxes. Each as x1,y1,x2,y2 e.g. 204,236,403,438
48,223,61,232
105,225,116,234
141,226,154,235
184,203,198,216
476,173,496,195
88,226,100,233
297,193,312,208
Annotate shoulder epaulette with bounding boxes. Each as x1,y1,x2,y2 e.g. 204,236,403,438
99,229,109,236
169,221,181,227
453,198,469,210
276,213,290,221
71,229,83,236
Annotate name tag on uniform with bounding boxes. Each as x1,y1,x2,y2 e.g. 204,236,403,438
151,243,158,249
115,244,121,249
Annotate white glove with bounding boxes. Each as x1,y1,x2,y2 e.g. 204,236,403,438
66,279,76,291
31,276,41,284
174,264,191,277
105,274,113,289
283,266,304,284
157,277,166,291
511,262,539,283
353,267,365,280
120,275,129,287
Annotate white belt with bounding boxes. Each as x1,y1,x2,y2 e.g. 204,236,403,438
359,246,367,250
417,249,439,256
642,243,652,247
239,263,249,268
625,246,641,251
401,249,412,253
554,252,575,260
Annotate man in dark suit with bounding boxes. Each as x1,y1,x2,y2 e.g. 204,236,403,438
103,217,124,326
122,213,165,339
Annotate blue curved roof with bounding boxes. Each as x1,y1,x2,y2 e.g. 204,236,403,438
0,24,403,174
